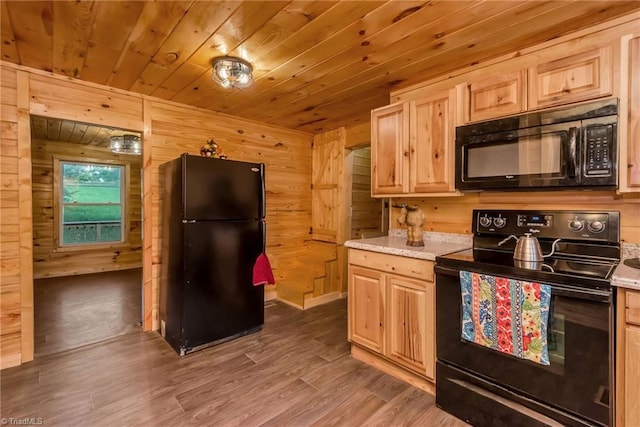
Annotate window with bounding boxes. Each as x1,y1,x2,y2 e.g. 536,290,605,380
56,160,127,247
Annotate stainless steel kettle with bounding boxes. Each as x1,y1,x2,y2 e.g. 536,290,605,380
498,233,561,263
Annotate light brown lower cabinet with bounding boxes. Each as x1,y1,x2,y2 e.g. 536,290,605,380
348,248,435,392
386,274,434,379
349,265,385,353
616,288,640,427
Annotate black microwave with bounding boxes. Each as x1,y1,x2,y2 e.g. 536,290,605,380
455,99,618,191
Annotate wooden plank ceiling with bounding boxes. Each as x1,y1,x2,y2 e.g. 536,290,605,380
29,115,140,149
3,1,640,134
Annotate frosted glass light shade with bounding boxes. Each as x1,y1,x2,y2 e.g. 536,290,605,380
211,56,253,89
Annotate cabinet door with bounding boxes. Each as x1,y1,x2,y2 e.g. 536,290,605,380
528,45,612,109
623,34,640,189
386,275,434,379
409,89,456,193
371,103,409,195
626,325,640,426
463,70,526,122
348,265,385,353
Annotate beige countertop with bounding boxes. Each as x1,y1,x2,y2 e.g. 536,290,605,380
347,234,640,291
344,231,471,261
346,232,640,290
612,244,640,291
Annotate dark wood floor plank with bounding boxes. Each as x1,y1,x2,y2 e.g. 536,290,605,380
363,387,449,427
365,372,412,403
34,268,142,357
1,298,462,426
310,388,387,427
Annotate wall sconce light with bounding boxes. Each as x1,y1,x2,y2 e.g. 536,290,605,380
110,134,141,155
211,56,253,89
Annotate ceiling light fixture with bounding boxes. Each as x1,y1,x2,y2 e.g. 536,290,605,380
110,134,141,155
210,56,253,89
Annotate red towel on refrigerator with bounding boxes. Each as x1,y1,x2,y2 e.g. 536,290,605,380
253,253,275,286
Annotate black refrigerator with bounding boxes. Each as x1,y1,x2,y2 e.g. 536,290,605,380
159,154,265,356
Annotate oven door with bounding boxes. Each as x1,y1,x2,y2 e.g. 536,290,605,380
456,121,582,190
435,264,613,426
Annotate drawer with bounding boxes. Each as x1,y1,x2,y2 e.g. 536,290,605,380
348,249,434,282
627,291,640,326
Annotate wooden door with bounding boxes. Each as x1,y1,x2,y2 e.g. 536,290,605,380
463,70,526,122
410,89,456,193
371,102,409,195
386,275,434,379
348,265,384,353
528,45,612,109
311,128,346,243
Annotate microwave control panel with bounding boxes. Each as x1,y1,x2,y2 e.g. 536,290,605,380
584,124,614,176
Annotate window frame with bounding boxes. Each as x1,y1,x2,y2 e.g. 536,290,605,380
53,156,131,251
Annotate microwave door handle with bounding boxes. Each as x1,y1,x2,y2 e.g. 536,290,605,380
566,127,578,178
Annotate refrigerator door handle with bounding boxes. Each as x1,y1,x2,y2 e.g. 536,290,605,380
261,166,266,219
262,220,266,252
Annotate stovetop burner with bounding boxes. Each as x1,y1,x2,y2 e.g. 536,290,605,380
474,249,617,280
436,209,620,291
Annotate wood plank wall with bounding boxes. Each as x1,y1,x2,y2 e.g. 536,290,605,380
30,140,142,279
351,147,382,239
148,100,313,330
0,63,313,368
1,66,22,368
389,192,640,243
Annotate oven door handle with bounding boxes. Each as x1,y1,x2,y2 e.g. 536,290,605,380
435,265,611,303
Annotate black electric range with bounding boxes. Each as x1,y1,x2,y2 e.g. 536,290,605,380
435,209,620,427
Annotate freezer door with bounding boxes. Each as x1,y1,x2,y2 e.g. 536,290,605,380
182,154,265,220
181,220,265,351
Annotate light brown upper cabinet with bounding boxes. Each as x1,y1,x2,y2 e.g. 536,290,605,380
371,88,457,196
620,33,640,192
461,71,527,123
371,103,409,195
528,45,613,110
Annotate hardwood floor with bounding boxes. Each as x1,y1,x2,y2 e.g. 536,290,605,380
2,298,466,426
34,268,142,357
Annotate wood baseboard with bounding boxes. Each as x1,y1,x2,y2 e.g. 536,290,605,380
350,344,435,395
275,296,304,310
303,291,345,309
264,288,277,301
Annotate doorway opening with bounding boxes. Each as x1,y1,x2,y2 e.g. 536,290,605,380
30,116,143,357
349,146,387,239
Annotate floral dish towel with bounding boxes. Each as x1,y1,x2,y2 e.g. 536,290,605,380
460,271,551,366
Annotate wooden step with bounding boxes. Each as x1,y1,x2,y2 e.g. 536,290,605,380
276,240,339,310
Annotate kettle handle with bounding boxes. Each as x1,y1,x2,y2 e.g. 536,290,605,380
542,238,562,258
498,234,518,246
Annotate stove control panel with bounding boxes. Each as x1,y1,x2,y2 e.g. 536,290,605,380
474,209,620,243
